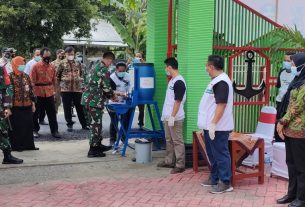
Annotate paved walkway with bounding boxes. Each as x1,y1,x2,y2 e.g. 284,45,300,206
0,169,288,207
0,112,290,207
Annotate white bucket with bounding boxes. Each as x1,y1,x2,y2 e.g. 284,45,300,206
135,139,152,164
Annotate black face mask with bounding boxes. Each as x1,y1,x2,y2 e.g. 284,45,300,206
4,53,12,59
43,57,51,64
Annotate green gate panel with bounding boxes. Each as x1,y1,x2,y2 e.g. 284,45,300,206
177,0,215,144
146,0,168,130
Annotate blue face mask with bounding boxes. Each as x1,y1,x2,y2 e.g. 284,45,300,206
116,72,126,78
291,63,305,76
283,61,292,70
18,65,25,72
34,56,41,62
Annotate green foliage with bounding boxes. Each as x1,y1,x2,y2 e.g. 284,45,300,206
0,0,99,56
103,0,147,56
272,26,305,50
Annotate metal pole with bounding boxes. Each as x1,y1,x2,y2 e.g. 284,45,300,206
275,0,279,22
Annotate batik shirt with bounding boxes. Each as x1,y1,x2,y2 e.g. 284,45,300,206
9,73,35,107
57,59,83,93
281,83,305,138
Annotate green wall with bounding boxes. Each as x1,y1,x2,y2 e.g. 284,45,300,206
146,0,168,129
177,0,215,144
146,0,215,144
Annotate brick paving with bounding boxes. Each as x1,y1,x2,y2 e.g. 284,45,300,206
0,169,288,207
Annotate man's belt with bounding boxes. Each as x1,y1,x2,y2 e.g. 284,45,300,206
35,83,52,86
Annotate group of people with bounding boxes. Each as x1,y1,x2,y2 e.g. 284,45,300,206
157,52,305,205
157,55,233,195
1,45,304,205
0,46,144,164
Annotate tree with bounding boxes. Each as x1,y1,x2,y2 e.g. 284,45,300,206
0,0,99,56
100,0,147,56
272,26,305,50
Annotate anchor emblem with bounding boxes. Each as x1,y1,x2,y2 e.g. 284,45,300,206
233,51,266,100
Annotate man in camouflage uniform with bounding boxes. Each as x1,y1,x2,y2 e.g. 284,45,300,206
51,49,65,113
0,48,23,164
81,52,117,157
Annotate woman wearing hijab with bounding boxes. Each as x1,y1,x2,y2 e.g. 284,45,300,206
8,56,38,151
276,53,305,207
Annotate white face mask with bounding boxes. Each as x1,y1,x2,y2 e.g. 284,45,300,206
67,55,74,61
291,63,305,76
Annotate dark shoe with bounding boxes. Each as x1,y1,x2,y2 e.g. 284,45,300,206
99,144,112,152
157,161,175,168
39,120,48,125
87,146,106,158
170,167,185,174
210,181,233,194
288,199,305,207
277,195,296,204
82,126,89,130
52,132,61,138
33,131,40,138
67,125,73,132
201,177,218,187
2,151,23,164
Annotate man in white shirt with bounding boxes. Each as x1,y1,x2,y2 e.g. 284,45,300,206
24,48,41,75
109,62,131,146
157,57,187,174
197,55,234,194
275,52,295,142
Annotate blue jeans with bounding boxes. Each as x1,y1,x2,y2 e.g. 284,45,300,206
203,130,232,184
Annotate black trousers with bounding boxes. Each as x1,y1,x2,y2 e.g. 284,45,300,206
138,104,144,127
61,92,87,128
275,101,284,142
109,109,132,143
39,108,46,122
33,96,58,133
285,137,305,201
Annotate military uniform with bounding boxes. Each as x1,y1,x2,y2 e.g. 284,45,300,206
0,64,13,151
81,61,114,147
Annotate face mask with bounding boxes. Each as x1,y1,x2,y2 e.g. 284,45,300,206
67,55,74,61
133,58,141,64
18,65,25,72
34,56,41,62
291,64,305,76
283,61,292,70
116,72,126,78
4,53,11,60
43,57,51,64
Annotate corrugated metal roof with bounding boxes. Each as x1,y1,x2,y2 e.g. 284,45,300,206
62,19,128,47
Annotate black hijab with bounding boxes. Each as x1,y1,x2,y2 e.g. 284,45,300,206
277,53,305,119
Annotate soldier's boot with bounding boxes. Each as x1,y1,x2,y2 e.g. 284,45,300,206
87,146,106,158
99,144,112,152
2,150,23,164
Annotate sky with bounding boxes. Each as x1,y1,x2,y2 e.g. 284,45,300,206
241,0,305,35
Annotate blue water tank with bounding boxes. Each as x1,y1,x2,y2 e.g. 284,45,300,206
133,63,155,103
